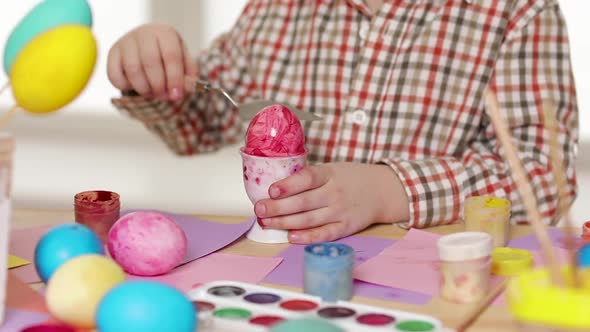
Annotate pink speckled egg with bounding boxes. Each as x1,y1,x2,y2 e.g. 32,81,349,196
107,211,187,276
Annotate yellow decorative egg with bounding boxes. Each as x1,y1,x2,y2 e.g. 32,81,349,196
10,24,97,113
46,254,126,328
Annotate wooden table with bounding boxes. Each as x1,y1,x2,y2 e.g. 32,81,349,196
12,208,534,332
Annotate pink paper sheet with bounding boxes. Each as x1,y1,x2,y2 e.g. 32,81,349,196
355,228,573,303
354,229,442,295
128,253,283,292
9,212,256,283
0,309,50,332
9,224,54,283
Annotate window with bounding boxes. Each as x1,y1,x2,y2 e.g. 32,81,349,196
560,0,590,140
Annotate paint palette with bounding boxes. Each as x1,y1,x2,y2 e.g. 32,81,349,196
187,281,448,331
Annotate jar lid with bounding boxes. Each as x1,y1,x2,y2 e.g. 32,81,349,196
492,247,533,276
437,232,493,261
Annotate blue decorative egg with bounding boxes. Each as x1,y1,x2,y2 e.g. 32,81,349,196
96,281,197,332
34,223,103,283
3,0,93,74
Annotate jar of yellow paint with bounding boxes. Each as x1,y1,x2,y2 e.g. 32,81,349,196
464,196,511,247
506,266,590,331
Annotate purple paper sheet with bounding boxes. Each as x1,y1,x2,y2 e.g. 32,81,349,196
264,235,432,305
508,228,584,251
0,309,49,331
353,280,432,305
123,210,255,264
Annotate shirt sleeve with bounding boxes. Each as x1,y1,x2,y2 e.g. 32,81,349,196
110,2,260,156
380,0,579,228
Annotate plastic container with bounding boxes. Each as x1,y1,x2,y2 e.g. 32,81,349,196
492,247,534,276
581,221,590,245
437,232,493,303
74,190,120,243
464,196,511,247
240,149,306,243
577,243,590,268
303,243,353,302
0,133,14,326
507,267,590,331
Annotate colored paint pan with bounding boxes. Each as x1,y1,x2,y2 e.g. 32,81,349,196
187,281,445,331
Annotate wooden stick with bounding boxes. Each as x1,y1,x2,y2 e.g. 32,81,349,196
484,90,563,286
0,105,20,129
456,279,508,332
543,99,579,285
0,82,9,96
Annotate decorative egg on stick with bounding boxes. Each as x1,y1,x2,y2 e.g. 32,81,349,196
0,0,97,125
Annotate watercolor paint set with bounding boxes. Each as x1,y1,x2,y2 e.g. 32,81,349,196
187,281,448,332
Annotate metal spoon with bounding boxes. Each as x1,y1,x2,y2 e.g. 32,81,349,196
190,79,322,122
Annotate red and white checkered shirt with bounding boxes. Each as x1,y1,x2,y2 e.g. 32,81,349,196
112,0,579,228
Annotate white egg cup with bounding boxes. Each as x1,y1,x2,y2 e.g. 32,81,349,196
240,148,307,243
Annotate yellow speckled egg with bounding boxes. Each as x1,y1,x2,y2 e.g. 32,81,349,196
46,254,126,328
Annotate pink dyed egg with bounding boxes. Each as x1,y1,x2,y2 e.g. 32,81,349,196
107,211,187,276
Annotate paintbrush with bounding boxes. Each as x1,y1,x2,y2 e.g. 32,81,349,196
483,90,563,286
542,99,579,286
455,279,508,332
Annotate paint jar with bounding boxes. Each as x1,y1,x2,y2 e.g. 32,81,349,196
74,190,120,243
304,243,353,302
577,243,590,268
491,247,533,276
581,221,590,245
464,196,511,247
437,232,493,303
506,267,590,332
0,133,14,326
240,148,307,244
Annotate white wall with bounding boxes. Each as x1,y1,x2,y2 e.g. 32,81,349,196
1,0,589,226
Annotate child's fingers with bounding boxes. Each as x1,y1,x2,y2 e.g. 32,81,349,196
269,166,330,199
157,31,185,101
259,206,333,230
288,221,347,244
138,33,167,99
107,46,131,91
121,39,151,96
181,38,199,78
255,187,327,218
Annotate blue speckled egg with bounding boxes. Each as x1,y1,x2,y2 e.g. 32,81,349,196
3,0,93,74
34,223,103,283
96,281,197,332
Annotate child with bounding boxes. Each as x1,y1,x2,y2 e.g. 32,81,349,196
109,0,579,244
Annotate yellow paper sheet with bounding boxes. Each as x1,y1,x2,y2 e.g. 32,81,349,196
8,255,31,269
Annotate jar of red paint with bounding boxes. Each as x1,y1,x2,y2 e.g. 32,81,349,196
74,190,120,243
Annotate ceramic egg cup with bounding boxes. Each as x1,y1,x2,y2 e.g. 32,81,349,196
240,148,307,244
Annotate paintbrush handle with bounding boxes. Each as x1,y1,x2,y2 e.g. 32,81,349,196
455,279,508,332
484,90,563,286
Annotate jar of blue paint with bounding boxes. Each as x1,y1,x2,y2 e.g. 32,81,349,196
304,243,354,302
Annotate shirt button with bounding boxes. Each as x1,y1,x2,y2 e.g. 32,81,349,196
352,109,367,125
359,22,369,40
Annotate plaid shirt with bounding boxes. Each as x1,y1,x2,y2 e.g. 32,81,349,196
112,0,578,228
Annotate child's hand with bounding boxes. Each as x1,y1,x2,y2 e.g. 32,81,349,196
107,23,198,101
254,163,410,244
